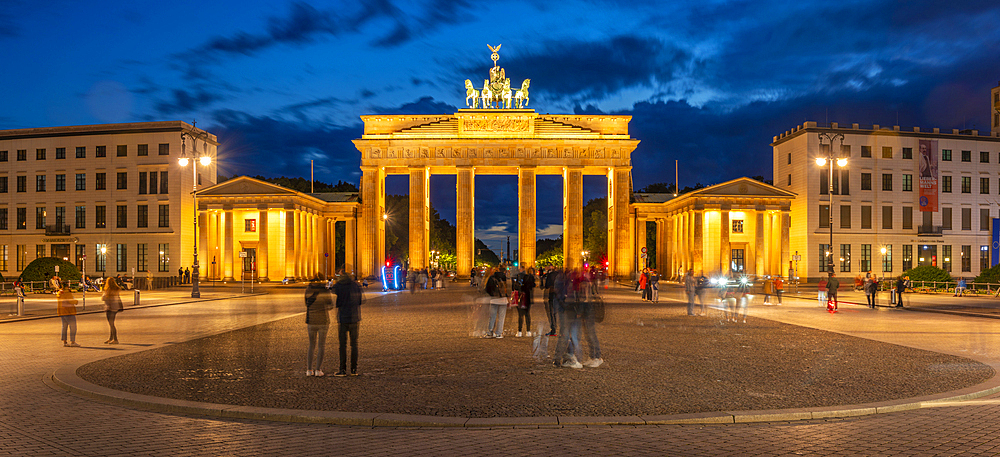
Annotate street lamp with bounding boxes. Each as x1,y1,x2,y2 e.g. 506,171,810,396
816,132,847,275
179,129,213,298
880,246,887,279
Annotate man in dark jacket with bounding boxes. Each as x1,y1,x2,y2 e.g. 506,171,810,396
333,272,363,377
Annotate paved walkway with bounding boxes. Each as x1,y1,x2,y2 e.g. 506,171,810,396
6,283,1000,455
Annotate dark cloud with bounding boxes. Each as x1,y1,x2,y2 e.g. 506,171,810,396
463,35,698,101
154,89,223,115
371,96,457,115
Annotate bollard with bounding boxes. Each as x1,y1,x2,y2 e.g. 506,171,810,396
17,296,24,317
134,289,140,307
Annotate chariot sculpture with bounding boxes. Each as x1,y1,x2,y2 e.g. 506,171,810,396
463,44,531,110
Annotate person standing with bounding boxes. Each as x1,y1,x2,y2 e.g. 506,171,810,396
484,268,508,338
684,270,697,316
649,269,660,303
896,276,907,308
304,273,333,377
762,276,773,305
516,267,535,337
57,287,80,347
543,266,558,336
333,272,363,377
183,267,191,284
774,276,784,304
864,276,875,308
177,267,183,284
101,279,124,344
826,273,840,313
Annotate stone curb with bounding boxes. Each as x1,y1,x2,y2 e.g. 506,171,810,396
1,292,267,324
49,362,1000,428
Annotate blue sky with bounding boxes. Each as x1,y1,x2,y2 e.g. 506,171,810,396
3,0,1000,243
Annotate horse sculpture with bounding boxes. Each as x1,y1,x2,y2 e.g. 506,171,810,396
480,79,493,109
465,79,480,109
514,79,530,108
501,78,513,109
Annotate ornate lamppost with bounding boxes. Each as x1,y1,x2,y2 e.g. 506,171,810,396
178,128,212,298
816,132,847,275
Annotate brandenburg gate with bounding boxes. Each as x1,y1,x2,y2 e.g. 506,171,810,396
352,45,639,279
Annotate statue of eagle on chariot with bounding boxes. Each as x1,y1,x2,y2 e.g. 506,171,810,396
464,44,530,110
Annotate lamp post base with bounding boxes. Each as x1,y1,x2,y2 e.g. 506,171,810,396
191,261,201,298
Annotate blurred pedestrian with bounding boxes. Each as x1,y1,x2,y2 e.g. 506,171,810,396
484,267,508,338
762,276,773,305
101,278,124,344
864,276,875,308
774,275,784,304
895,276,908,308
333,272,363,377
57,287,80,347
818,277,828,306
684,270,696,316
649,269,660,303
304,273,333,377
827,273,840,312
515,267,535,337
543,266,558,336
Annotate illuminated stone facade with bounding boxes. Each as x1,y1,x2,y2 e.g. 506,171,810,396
352,109,640,279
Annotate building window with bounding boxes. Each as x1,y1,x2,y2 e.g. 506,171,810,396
138,144,148,156
902,147,913,159
942,207,953,230
787,174,791,186
982,177,990,194
75,146,87,158
903,245,913,270
982,246,990,271
943,175,952,193
819,205,830,228
961,176,971,193
861,173,871,190
75,173,86,191
137,244,148,272
903,207,913,230
75,245,85,270
882,174,892,191
902,174,912,192
787,153,791,164
16,176,25,193
840,244,851,272
0,150,6,161
117,205,127,228
962,150,971,162
117,145,127,157
861,244,872,272
117,172,128,190
36,148,46,160
158,204,169,228
962,208,972,231
0,176,7,193
159,171,168,194
36,175,46,192
158,244,169,272
962,245,971,272
96,173,107,191
55,174,65,191
117,244,127,272
882,146,892,159
982,208,991,231
942,149,952,161
96,145,106,158
882,245,893,272
96,244,107,272
35,207,45,229
55,206,65,230
17,149,26,161
56,147,65,159
148,172,157,194
861,146,871,157
35,246,44,261
819,244,831,273
943,245,952,272
982,151,990,163
0,245,6,271
731,219,743,234
16,208,26,230
75,206,86,229
137,205,148,228
138,172,147,194
96,206,106,229
882,206,892,229
0,208,6,230
861,206,871,229
158,143,170,156
245,219,258,232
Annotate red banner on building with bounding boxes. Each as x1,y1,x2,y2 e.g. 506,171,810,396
918,139,938,212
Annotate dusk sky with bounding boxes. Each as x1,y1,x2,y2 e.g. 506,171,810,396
3,0,1000,244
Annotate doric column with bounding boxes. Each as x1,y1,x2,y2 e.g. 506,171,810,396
518,166,537,269
293,210,302,279
223,208,234,281
656,219,666,274
564,167,584,269
780,210,791,278
345,215,357,278
207,212,218,279
327,218,336,277
359,166,385,280
637,218,647,269
456,166,475,278
284,208,296,281
258,209,269,282
608,167,632,280
311,213,319,278
693,209,704,274
755,210,765,277
198,211,208,280
409,167,430,269
720,207,730,276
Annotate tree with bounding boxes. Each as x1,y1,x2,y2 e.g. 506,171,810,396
583,198,608,262
475,239,501,266
751,175,774,186
536,236,563,267
902,265,951,283
638,182,705,195
216,174,359,193
21,257,81,282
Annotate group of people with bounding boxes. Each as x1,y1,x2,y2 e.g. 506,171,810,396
476,264,603,369
177,267,191,284
303,272,363,377
55,276,126,347
406,267,449,292
636,268,660,302
819,272,910,311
